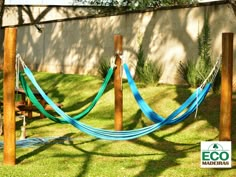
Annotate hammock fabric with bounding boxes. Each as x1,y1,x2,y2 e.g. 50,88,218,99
19,66,114,124
19,64,212,140
124,63,211,124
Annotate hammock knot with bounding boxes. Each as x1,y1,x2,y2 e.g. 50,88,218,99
118,51,127,64
110,56,116,68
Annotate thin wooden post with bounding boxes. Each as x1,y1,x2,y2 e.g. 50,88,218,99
219,33,233,141
114,35,123,131
3,27,17,165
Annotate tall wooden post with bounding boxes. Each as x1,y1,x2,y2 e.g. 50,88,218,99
3,27,17,165
114,35,123,131
219,33,233,141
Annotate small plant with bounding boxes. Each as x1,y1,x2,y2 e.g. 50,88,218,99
98,57,112,79
141,61,162,85
135,44,162,85
178,57,212,87
135,44,145,80
178,59,199,87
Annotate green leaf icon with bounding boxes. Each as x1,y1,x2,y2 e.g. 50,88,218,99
213,144,219,149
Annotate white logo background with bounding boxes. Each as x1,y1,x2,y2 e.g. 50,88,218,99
201,141,231,168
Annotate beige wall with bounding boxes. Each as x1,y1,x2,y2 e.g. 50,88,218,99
1,4,236,86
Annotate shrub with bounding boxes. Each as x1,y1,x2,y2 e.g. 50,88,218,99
98,58,112,79
178,57,213,87
135,44,162,85
178,59,199,87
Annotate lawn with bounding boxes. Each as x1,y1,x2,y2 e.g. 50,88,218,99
0,71,235,177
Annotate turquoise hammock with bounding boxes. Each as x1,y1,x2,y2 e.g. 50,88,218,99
124,63,209,124
18,59,212,140
19,66,114,124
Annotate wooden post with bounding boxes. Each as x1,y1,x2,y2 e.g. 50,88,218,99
114,35,123,131
219,33,233,141
3,27,17,165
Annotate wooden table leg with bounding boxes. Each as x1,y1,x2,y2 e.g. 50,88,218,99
39,99,46,119
21,94,26,116
27,99,32,118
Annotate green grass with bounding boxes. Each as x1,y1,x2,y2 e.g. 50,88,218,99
0,71,235,177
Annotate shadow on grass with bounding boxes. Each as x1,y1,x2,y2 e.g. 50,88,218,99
130,119,192,176
132,135,187,177
67,140,163,177
129,117,220,177
124,109,143,130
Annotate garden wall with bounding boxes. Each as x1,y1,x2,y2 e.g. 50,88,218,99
1,3,236,87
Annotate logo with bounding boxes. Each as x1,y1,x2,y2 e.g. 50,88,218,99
201,141,231,168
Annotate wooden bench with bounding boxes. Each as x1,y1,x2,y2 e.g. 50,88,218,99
0,99,63,136
15,88,63,118
15,101,63,118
